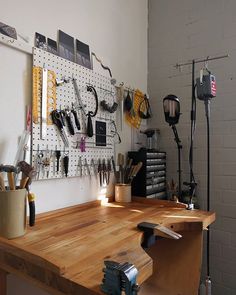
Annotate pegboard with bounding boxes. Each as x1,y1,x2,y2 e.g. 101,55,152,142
32,47,116,180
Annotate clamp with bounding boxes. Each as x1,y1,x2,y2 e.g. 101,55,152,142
101,260,139,295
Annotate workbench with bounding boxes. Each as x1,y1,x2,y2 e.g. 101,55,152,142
0,197,215,295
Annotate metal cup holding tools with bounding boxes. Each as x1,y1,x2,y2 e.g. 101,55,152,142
115,184,131,203
0,189,27,239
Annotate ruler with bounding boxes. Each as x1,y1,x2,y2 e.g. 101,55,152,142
32,66,57,127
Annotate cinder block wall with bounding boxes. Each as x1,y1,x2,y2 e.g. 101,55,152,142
148,1,236,294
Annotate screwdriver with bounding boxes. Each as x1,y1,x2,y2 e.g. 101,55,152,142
71,103,81,130
63,154,69,177
55,150,61,173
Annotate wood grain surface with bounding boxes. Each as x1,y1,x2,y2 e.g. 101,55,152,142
0,198,215,295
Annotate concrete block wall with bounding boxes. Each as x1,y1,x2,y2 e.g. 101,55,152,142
148,0,236,294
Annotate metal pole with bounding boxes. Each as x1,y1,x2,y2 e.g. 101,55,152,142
175,54,229,68
171,125,182,199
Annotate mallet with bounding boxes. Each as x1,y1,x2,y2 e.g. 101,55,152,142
17,161,36,189
1,165,19,190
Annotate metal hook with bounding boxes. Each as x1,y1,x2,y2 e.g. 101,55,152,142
204,56,210,71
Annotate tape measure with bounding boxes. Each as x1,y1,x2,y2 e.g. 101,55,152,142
32,66,57,125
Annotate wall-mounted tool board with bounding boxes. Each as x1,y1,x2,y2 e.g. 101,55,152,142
32,47,116,180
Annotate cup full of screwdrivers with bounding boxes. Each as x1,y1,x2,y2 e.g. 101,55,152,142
112,153,143,202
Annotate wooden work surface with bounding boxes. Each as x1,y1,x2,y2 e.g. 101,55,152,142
0,198,215,295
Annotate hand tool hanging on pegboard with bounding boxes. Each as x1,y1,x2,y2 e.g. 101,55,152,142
84,158,91,177
72,79,98,137
98,159,102,186
77,156,82,177
64,107,75,135
91,158,97,176
51,110,69,147
63,152,69,177
71,103,81,131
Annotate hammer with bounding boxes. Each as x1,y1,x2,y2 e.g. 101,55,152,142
1,165,19,190
0,165,6,191
17,161,36,189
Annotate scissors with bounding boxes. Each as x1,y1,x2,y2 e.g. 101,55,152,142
51,110,69,147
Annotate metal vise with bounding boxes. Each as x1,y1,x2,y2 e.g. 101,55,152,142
101,260,140,295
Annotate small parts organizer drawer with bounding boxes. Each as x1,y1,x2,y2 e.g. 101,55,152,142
128,149,166,199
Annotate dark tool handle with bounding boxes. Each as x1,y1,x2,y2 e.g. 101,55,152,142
56,150,61,172
28,193,36,227
60,110,66,126
65,114,75,135
87,113,93,137
71,109,81,130
51,110,63,129
63,155,69,177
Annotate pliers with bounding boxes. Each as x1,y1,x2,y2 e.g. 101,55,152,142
84,158,91,177
51,110,69,147
102,159,108,185
98,159,102,187
107,159,111,185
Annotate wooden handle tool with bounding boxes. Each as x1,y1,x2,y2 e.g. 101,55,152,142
0,173,6,191
20,176,29,189
7,172,15,190
128,162,143,183
117,153,125,183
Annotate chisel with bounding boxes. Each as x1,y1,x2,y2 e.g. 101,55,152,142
117,153,125,183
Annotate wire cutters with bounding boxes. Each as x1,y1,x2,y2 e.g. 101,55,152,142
84,158,91,177
77,156,82,176
102,159,108,185
107,159,111,185
98,159,103,187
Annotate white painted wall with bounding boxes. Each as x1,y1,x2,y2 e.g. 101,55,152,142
0,0,148,294
148,0,236,294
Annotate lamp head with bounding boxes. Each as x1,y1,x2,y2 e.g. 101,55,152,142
163,94,180,125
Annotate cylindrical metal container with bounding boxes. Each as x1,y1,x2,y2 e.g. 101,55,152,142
0,189,27,239
115,184,131,202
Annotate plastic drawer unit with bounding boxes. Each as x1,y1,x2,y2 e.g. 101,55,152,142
128,149,166,199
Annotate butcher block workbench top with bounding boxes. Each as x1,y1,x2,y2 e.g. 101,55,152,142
0,197,215,295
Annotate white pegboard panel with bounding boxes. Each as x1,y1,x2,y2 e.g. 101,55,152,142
32,47,116,180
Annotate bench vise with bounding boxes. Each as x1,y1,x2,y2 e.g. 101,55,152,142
101,260,140,295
